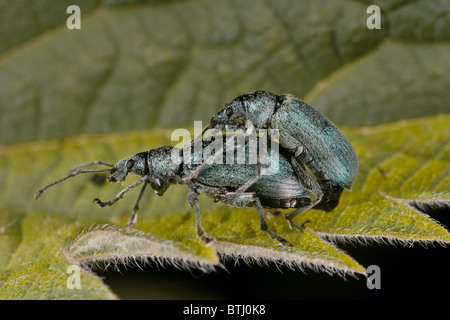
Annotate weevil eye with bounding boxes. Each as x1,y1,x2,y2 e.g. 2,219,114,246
151,178,162,190
126,159,135,171
225,107,233,117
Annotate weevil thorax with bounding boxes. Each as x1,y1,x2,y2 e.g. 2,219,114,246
146,146,182,178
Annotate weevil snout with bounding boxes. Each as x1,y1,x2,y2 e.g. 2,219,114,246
107,159,129,183
107,153,150,183
107,170,120,183
210,98,247,129
209,114,227,130
210,113,246,131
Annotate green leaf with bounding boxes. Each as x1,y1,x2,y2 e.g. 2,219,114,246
1,0,449,299
0,210,117,299
0,252,117,300
2,115,449,299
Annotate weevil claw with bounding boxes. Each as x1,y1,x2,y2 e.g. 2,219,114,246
266,229,293,247
93,198,107,207
281,238,294,247
288,219,310,232
34,190,43,201
201,234,215,246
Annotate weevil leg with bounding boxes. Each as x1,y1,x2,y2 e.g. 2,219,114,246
295,152,344,212
182,134,245,182
93,176,147,208
218,192,293,247
283,156,325,231
181,148,223,182
289,155,323,201
181,124,212,182
254,196,293,247
126,180,148,230
235,133,267,194
284,203,318,232
235,163,261,194
187,191,214,246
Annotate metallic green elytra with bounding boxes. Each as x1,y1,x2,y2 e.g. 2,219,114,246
208,90,359,212
272,94,358,190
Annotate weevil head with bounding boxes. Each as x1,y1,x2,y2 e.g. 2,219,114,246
210,91,277,130
313,184,344,212
107,152,149,183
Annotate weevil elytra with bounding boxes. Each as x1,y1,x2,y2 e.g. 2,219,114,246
207,90,359,212
36,134,316,246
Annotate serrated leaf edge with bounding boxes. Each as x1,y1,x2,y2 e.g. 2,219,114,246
215,240,367,277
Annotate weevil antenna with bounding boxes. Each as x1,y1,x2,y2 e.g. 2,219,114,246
35,167,111,201
66,160,113,175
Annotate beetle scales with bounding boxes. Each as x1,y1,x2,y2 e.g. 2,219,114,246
207,90,359,212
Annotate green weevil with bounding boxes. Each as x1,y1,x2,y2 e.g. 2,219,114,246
207,90,359,212
36,135,314,246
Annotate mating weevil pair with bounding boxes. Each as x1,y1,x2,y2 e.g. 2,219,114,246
208,91,359,213
35,91,358,246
